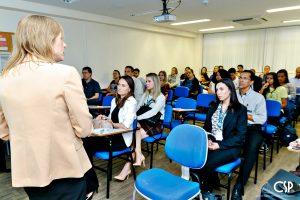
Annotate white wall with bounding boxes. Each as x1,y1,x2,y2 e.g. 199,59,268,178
0,0,202,87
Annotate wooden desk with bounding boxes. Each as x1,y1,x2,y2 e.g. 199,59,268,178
88,105,111,110
91,128,132,137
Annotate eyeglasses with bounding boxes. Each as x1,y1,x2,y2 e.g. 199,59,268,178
239,77,250,80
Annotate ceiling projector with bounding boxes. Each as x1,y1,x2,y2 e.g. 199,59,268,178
153,14,176,23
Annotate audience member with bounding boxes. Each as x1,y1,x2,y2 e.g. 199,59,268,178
117,73,165,177
158,70,170,97
124,66,144,104
191,78,247,198
182,68,200,99
208,69,230,94
260,65,270,84
259,72,288,110
133,68,146,87
200,73,211,92
0,15,94,200
82,66,102,105
106,70,120,96
83,76,137,182
180,66,191,80
236,64,244,77
210,66,219,80
201,67,208,75
228,68,239,89
290,66,300,115
167,67,180,89
231,70,267,200
250,69,263,92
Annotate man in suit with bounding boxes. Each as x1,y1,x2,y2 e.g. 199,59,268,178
231,70,267,200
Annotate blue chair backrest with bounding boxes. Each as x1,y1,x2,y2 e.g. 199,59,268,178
166,90,173,102
97,93,103,102
199,84,203,94
102,96,114,106
165,124,208,168
266,100,281,117
163,105,173,125
197,94,216,108
174,86,189,98
175,97,197,109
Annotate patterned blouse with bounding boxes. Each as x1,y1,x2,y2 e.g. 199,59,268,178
210,103,227,141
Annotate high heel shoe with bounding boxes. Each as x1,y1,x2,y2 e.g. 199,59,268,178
133,154,146,167
86,189,98,200
113,170,131,181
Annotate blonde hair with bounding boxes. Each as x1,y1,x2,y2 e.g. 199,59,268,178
144,73,161,100
2,15,63,75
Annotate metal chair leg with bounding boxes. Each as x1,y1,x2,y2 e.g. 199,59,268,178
150,143,154,169
254,154,258,184
227,173,232,200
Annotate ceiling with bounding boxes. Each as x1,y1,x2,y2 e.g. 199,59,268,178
23,0,300,33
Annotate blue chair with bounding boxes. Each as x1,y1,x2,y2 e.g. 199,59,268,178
172,86,190,107
93,119,137,198
166,90,173,105
102,95,114,106
133,124,208,200
187,93,216,122
215,158,242,200
264,100,282,165
172,97,197,127
142,105,173,169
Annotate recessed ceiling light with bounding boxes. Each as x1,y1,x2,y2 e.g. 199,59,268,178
171,19,210,26
199,26,234,32
266,5,300,13
283,19,300,23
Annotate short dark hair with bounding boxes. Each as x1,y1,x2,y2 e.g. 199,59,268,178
82,66,92,73
228,68,236,74
242,70,255,81
237,64,244,69
125,66,134,72
133,68,140,73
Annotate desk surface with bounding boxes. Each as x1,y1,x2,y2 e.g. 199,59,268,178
91,128,132,137
173,108,198,112
88,105,111,110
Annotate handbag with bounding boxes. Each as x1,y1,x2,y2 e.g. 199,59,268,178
137,99,162,127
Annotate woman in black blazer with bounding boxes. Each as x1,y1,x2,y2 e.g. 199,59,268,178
191,78,247,197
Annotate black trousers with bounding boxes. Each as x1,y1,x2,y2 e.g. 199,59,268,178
191,148,241,192
237,125,264,186
0,140,7,171
24,177,86,200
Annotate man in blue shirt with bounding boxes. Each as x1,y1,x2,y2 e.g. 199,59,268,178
81,66,101,105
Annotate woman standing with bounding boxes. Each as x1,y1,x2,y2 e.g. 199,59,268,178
0,15,93,199
191,78,247,198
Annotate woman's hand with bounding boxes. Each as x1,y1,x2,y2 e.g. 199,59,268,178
208,141,220,150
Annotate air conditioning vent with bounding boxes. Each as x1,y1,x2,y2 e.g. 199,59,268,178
232,17,268,26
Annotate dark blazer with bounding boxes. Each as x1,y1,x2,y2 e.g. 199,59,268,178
203,101,247,151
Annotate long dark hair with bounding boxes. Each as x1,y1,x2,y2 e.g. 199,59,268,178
277,69,289,84
215,78,240,111
115,76,135,108
201,73,210,82
263,72,280,97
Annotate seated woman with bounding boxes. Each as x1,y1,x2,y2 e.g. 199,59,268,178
167,67,180,89
190,78,247,197
158,70,170,97
259,72,288,112
208,69,230,94
200,73,210,92
116,73,165,180
106,70,121,96
182,68,200,99
83,75,137,174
